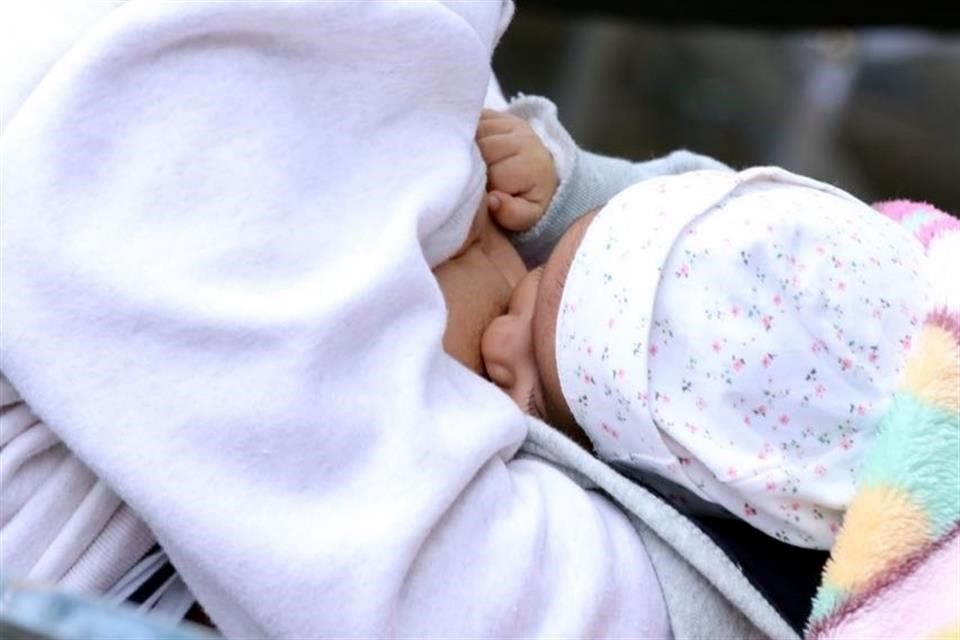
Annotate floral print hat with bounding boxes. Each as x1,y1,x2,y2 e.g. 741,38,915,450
554,167,929,548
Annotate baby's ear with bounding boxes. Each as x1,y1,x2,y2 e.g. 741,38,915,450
488,191,544,233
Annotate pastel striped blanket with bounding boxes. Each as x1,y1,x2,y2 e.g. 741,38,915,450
806,201,960,640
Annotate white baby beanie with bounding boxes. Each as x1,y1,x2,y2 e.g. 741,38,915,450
556,167,930,548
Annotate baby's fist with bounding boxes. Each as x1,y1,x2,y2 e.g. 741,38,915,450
476,109,558,232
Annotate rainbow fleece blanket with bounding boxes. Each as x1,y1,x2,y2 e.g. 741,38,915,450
806,201,960,640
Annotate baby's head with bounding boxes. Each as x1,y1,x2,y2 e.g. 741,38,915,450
479,170,762,443
482,168,930,456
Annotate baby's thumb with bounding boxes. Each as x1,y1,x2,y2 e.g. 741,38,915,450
488,191,543,232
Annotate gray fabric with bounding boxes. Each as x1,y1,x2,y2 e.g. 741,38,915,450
521,418,799,640
515,148,733,266
636,525,770,640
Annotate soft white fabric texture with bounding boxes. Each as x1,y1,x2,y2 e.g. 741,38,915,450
0,373,156,594
1,2,673,638
558,168,930,549
0,1,127,132
1,0,161,600
926,228,960,311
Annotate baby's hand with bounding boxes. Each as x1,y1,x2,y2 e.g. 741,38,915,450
476,109,558,232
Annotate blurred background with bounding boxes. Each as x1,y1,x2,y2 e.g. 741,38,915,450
493,6,960,213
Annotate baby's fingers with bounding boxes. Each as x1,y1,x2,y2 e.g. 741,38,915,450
476,109,525,139
477,132,521,166
485,153,539,196
488,191,543,232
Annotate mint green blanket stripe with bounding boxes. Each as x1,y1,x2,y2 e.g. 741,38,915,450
858,392,960,539
809,584,845,623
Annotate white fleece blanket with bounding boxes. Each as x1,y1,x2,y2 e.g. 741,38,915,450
1,2,673,638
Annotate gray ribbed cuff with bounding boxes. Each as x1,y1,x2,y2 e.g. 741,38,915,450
513,149,733,266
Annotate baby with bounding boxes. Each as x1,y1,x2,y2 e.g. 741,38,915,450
477,110,931,549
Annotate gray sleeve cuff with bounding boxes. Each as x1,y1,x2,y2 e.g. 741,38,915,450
513,147,733,266
505,93,732,266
